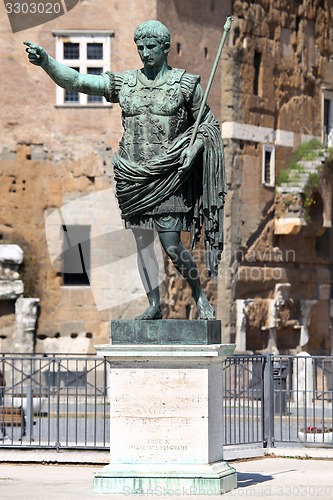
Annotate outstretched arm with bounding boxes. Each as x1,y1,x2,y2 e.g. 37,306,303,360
24,41,106,96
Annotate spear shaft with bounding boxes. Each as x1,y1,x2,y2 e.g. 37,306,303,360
189,16,233,146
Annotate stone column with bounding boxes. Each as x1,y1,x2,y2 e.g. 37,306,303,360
94,320,237,496
267,299,278,353
268,283,293,353
13,298,40,353
293,352,314,409
235,299,252,352
0,244,24,352
299,300,317,349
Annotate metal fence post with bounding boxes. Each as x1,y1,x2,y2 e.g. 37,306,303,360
25,385,34,442
263,353,274,448
55,358,61,450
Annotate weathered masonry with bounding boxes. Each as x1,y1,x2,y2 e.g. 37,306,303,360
218,0,333,355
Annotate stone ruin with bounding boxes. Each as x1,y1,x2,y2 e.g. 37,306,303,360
235,283,318,354
0,245,39,353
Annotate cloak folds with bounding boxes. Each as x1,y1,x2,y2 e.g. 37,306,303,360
112,123,226,277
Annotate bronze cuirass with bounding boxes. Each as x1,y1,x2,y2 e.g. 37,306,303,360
118,70,190,162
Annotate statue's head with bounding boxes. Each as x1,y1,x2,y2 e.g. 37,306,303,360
134,20,170,48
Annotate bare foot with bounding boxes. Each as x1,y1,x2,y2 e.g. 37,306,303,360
135,305,162,320
196,292,216,320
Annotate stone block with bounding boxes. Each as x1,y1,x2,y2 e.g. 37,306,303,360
274,217,304,235
111,319,222,344
0,244,23,265
0,280,24,299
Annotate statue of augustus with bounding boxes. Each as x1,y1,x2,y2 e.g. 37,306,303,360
24,20,226,320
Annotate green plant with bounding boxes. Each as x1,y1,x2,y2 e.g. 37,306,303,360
277,142,320,186
277,163,305,186
290,139,323,162
305,172,321,192
277,169,290,186
302,172,321,222
277,141,324,222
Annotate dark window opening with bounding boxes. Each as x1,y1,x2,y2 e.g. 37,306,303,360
324,99,330,133
324,98,331,136
264,149,272,185
87,68,103,103
64,67,79,102
63,42,79,59
87,43,103,59
62,225,90,286
253,51,262,96
64,90,79,102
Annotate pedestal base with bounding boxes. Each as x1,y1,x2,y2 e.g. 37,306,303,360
93,461,237,495
95,334,237,496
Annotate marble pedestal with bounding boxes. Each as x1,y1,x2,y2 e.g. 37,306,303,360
94,325,236,495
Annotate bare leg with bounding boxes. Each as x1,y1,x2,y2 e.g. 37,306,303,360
158,231,215,320
132,228,162,320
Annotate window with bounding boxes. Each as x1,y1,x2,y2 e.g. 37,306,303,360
53,30,113,106
253,51,262,96
323,91,333,147
62,225,90,286
262,145,275,187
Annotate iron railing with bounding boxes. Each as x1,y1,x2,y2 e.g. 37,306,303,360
223,354,333,448
0,355,109,448
0,353,332,450
272,355,333,446
223,355,264,446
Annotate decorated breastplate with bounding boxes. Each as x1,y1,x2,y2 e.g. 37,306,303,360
118,69,190,162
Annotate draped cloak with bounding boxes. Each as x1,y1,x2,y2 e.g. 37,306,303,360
105,70,227,277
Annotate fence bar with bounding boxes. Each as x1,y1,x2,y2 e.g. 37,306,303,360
263,354,274,448
26,385,33,442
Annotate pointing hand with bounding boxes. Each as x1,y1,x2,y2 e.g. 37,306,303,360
23,41,48,66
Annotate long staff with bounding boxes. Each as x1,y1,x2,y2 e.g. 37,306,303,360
189,16,233,146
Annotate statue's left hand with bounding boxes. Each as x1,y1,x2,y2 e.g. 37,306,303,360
178,140,203,177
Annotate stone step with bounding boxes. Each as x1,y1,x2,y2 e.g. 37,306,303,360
278,149,328,191
298,159,324,169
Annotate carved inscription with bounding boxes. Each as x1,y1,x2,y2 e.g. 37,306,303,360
130,439,188,452
109,367,210,462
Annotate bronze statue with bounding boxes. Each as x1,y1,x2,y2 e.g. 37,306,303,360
24,20,226,320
